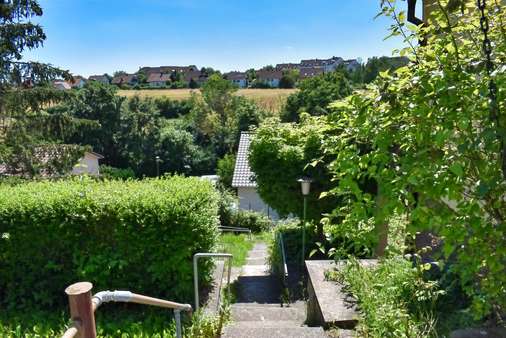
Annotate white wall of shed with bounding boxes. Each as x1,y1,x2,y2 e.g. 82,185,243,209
237,187,279,220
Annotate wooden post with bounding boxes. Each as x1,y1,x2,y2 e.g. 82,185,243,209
65,282,97,338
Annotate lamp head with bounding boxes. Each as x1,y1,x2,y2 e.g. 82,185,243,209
297,177,313,196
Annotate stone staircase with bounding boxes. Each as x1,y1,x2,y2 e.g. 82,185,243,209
221,243,327,338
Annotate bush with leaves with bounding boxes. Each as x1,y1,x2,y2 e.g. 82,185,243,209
323,1,506,319
329,257,441,338
99,165,135,180
0,176,220,310
282,71,352,122
249,115,346,239
216,154,236,189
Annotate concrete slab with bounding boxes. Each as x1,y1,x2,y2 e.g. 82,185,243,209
242,264,270,276
306,259,377,329
222,326,327,338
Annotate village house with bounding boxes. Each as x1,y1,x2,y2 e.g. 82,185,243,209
232,132,279,220
299,67,324,79
184,70,207,85
88,74,110,85
53,80,71,90
224,71,247,88
147,72,172,87
111,74,137,86
275,63,300,71
301,56,345,72
343,59,361,72
0,147,104,177
69,76,86,88
72,151,104,176
255,70,283,88
139,65,198,77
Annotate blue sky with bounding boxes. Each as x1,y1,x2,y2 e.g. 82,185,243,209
26,0,411,77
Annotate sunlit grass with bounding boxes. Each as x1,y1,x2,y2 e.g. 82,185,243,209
117,88,297,113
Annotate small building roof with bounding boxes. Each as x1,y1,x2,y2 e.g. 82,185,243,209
147,72,172,83
111,74,136,85
224,71,246,81
88,75,109,82
232,132,256,188
53,81,71,90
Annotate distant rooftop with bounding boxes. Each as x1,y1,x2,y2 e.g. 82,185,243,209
232,132,256,188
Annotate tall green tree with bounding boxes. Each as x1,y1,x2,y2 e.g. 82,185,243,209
0,0,84,177
282,71,352,122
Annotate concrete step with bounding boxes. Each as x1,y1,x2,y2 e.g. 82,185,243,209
221,326,327,338
231,304,305,322
227,320,305,328
246,257,268,265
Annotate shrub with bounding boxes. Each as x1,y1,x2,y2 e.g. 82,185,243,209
100,165,135,180
216,154,236,189
282,71,352,122
229,210,273,233
329,257,441,338
218,190,272,233
0,176,220,310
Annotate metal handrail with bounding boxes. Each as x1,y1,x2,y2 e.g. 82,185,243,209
61,287,192,338
218,226,252,239
278,232,289,283
193,253,233,311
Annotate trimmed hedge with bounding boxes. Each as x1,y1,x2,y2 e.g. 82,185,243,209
0,176,220,310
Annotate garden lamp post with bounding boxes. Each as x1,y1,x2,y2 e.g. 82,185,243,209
298,177,312,267
155,156,161,177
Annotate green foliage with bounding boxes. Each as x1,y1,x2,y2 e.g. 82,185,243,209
229,210,273,233
62,81,124,162
0,0,82,177
190,75,265,157
282,71,352,122
218,188,272,233
279,69,299,89
154,97,193,119
329,257,441,337
217,154,236,189
0,176,220,310
250,80,272,89
217,233,254,267
362,56,409,83
99,165,135,180
249,116,339,223
323,2,506,318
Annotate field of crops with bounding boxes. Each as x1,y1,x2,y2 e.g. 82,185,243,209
117,88,297,112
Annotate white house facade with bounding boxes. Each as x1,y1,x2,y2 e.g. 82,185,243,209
72,152,104,176
232,132,279,220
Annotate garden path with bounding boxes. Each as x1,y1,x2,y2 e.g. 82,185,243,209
221,242,327,338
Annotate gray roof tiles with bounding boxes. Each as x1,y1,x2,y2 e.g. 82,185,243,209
232,132,256,188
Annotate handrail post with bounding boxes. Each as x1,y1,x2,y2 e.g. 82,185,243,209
193,253,233,311
174,309,182,338
65,282,97,338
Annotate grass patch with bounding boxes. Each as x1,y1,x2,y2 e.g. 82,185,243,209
217,233,254,267
217,232,273,267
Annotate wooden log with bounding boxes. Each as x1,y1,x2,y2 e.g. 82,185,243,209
65,282,96,338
